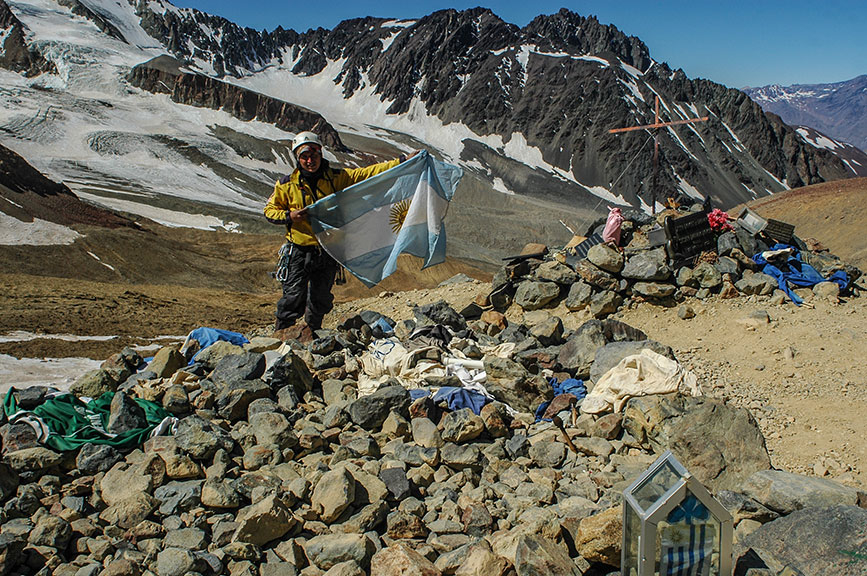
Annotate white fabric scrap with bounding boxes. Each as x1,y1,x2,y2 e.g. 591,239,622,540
357,337,447,396
581,348,701,414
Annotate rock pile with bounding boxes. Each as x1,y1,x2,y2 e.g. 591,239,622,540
472,207,862,326
1,289,865,575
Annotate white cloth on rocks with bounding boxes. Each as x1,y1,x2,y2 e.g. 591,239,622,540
356,338,518,414
357,337,447,396
581,348,701,414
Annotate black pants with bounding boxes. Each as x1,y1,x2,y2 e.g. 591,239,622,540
275,244,338,331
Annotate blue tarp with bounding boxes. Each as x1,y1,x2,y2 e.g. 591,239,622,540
753,243,848,305
432,386,488,415
184,327,249,363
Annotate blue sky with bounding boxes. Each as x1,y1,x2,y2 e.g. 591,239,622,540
169,1,866,89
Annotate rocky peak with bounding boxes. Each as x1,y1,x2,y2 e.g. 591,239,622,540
523,8,651,70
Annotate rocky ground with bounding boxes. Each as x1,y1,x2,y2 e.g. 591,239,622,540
325,279,867,489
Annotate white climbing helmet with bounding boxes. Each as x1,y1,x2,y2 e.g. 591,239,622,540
292,131,323,155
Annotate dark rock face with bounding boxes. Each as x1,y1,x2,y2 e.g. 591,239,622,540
0,142,134,229
0,0,54,76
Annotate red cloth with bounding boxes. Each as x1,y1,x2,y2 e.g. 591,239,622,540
602,207,624,245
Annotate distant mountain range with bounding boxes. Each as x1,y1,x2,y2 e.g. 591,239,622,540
744,76,867,156
0,0,862,264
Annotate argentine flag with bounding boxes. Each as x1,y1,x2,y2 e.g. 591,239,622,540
306,150,462,288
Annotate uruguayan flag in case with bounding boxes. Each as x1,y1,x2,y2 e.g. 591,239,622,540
306,150,462,288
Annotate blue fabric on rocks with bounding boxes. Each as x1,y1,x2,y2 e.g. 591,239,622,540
186,327,249,362
551,377,587,399
432,386,488,415
753,243,849,305
536,377,587,422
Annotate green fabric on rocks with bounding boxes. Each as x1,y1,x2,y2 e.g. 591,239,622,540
3,388,174,452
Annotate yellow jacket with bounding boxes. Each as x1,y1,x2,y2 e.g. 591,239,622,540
264,158,400,246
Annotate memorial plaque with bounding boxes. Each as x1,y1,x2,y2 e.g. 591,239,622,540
664,211,716,267
764,218,795,244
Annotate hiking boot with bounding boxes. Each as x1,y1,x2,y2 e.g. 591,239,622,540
274,324,315,343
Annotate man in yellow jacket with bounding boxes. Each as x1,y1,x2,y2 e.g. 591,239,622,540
264,131,417,332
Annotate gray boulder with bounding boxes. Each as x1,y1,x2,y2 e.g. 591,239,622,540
623,395,771,492
512,533,584,575
107,391,147,434
440,409,485,444
514,280,560,311
536,260,579,284
692,262,723,289
411,417,443,449
441,443,483,470
347,384,411,431
631,281,677,299
249,411,298,450
215,379,270,422
564,281,593,311
590,290,623,319
232,494,295,546
742,505,867,576
587,243,624,273
573,259,620,291
717,231,740,256
211,351,266,387
174,415,235,461
28,516,72,550
156,548,197,576
736,270,778,295
304,533,375,571
741,470,859,515
311,468,356,523
71,369,117,398
147,346,186,379
621,248,671,281
265,350,314,396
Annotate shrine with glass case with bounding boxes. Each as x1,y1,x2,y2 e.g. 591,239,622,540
622,451,733,576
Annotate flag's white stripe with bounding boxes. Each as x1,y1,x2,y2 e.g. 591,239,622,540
318,206,396,262
402,179,449,232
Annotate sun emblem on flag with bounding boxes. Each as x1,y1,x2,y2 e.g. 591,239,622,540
389,200,410,234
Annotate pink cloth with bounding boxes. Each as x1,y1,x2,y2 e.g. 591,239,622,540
602,207,624,245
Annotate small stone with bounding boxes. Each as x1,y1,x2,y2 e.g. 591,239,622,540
677,304,696,319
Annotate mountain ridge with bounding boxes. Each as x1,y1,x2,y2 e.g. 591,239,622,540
743,75,867,153
122,1,857,206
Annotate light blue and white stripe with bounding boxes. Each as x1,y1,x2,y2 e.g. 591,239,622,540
306,150,462,287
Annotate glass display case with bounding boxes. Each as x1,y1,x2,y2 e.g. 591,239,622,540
622,451,733,576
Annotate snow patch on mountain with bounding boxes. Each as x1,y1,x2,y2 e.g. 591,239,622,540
0,212,83,245
76,191,241,231
797,128,842,151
